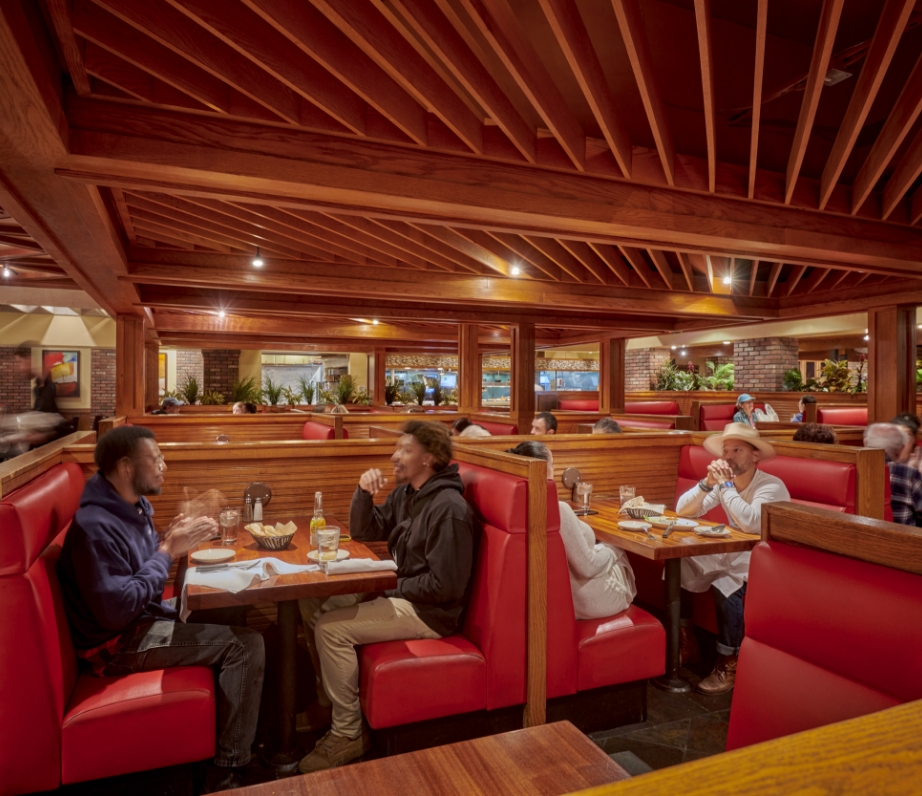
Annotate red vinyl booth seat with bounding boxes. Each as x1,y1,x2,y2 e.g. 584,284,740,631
727,539,922,750
302,420,349,440
558,399,599,411
472,419,518,435
359,463,529,728
0,463,215,795
816,406,868,426
626,401,680,415
698,403,766,431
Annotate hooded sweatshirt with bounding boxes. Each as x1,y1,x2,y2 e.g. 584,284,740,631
350,463,474,636
57,472,177,651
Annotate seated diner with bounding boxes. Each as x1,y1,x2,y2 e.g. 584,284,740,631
732,393,766,428
864,422,922,526
531,411,558,435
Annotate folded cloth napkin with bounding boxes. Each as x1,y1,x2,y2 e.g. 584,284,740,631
180,557,319,621
324,558,399,576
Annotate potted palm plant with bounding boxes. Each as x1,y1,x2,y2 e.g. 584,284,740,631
262,376,284,410
178,374,200,405
411,379,427,405
297,375,315,407
335,375,355,406
229,376,261,405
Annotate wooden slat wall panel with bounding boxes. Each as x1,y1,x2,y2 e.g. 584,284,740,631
123,414,311,443
337,412,460,439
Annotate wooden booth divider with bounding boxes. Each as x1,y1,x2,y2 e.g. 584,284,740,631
0,430,96,498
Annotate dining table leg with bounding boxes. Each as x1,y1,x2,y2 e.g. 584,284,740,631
264,599,303,772
652,558,691,693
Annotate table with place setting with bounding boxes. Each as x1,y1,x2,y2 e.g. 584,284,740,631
184,514,398,772
576,498,759,694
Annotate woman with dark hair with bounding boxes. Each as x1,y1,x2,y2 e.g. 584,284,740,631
300,421,474,773
792,423,838,444
506,441,636,620
450,417,472,436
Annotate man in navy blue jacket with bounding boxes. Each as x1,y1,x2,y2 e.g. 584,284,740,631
57,426,264,792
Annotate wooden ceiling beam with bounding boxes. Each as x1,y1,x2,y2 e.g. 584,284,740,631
647,249,675,289
129,210,264,255
748,0,767,199
882,127,922,220
748,260,759,297
784,0,845,205
482,231,569,282
131,221,203,251
46,0,91,95
59,101,922,277
586,242,632,287
852,52,922,214
796,266,832,295
911,188,922,226
766,262,783,298
619,246,654,289
389,0,535,162
91,0,301,125
369,219,488,275
556,239,620,285
310,0,482,155
611,0,674,185
521,236,592,282
240,0,426,145
538,0,631,177
693,0,716,192
413,223,516,277
111,187,137,245
451,228,553,281
783,265,808,297
459,0,585,171
166,0,366,135
778,276,922,318
819,0,916,210
675,251,696,293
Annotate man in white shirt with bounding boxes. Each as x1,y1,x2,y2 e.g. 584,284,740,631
676,423,790,695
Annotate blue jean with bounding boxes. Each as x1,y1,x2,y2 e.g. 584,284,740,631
713,582,747,656
103,619,264,767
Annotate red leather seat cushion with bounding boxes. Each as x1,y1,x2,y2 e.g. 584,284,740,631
559,399,598,411
816,407,867,426
62,668,216,784
626,401,680,415
302,421,336,440
359,637,486,728
473,419,518,435
576,606,665,691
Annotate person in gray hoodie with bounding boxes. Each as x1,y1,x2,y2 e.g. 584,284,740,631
299,421,474,773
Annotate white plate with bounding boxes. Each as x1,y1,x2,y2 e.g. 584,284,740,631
307,549,351,562
191,548,236,564
695,527,732,538
617,520,652,531
647,517,698,530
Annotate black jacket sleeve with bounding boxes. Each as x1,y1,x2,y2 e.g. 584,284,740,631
349,485,400,542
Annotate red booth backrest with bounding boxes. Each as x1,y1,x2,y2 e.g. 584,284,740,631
0,463,84,794
302,421,348,440
456,463,534,708
727,540,922,750
698,403,766,431
626,401,680,415
473,419,518,436
558,399,598,411
816,407,868,426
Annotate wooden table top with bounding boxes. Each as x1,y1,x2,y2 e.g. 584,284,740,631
581,499,760,561
231,721,628,796
185,515,398,610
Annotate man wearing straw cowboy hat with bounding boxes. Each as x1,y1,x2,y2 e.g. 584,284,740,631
676,423,790,695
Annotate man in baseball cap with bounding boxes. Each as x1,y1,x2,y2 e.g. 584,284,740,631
152,397,184,415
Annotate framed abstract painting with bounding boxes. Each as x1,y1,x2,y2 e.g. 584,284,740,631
42,350,81,398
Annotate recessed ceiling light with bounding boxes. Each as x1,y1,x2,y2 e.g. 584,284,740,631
372,319,379,325
722,341,731,345
722,275,732,285
511,266,521,276
252,247,264,268
2,266,11,278
863,335,870,341
218,310,226,318
680,350,687,356
824,68,852,87
670,345,676,350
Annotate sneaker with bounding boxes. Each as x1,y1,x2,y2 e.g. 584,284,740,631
696,653,738,695
298,730,370,773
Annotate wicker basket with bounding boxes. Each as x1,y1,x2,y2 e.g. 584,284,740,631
253,533,295,551
620,505,666,520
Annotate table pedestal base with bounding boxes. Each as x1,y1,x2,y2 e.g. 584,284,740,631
656,558,691,693
651,674,691,693
262,599,304,773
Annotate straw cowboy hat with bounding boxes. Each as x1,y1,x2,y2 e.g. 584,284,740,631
703,422,777,459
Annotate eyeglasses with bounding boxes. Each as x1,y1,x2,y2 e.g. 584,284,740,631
131,453,165,469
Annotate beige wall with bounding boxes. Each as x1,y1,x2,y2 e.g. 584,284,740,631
348,353,368,389
239,350,262,384
0,311,115,348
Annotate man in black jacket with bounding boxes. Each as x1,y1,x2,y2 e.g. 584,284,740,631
299,421,474,773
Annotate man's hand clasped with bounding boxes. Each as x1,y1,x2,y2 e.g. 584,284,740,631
705,459,735,488
159,513,219,559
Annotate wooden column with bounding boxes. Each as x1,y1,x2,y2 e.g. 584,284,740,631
372,347,387,404
868,306,916,423
144,341,159,412
599,338,626,414
116,314,145,416
458,323,480,414
510,322,536,431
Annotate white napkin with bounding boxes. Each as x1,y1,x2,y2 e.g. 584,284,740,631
324,559,398,576
180,557,319,621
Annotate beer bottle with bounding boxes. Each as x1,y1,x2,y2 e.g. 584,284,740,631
310,491,325,548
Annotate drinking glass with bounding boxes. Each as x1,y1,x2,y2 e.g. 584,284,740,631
317,526,341,561
619,485,636,505
576,482,593,514
219,508,239,546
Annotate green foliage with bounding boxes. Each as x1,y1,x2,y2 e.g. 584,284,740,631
200,390,224,405
654,362,699,391
335,375,355,405
297,375,315,405
817,359,852,393
398,388,415,405
384,378,400,405
280,386,299,406
229,376,261,404
262,376,283,406
178,374,200,405
352,386,372,405
411,380,427,405
782,368,805,392
430,380,444,406
161,388,181,400
700,361,735,391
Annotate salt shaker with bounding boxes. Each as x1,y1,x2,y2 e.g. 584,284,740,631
253,496,263,522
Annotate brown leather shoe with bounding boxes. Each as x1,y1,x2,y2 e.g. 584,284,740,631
298,729,370,773
679,625,700,666
696,654,738,695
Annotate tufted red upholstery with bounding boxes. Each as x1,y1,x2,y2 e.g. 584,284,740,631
0,464,215,794
617,418,675,429
626,401,680,415
727,540,922,750
816,406,867,426
302,421,349,440
359,464,530,728
472,419,518,435
546,483,665,697
559,399,599,411
698,403,766,431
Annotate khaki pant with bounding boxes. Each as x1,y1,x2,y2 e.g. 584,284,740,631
299,594,363,703
314,596,440,738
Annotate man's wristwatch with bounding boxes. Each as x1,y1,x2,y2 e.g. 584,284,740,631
698,478,714,493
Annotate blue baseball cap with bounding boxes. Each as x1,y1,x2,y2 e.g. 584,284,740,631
737,393,754,404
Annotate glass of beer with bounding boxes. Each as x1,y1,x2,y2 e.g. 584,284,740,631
317,526,341,561
219,508,239,545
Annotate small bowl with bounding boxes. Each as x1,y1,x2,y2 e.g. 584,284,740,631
253,533,295,551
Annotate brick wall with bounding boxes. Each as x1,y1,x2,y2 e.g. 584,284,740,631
202,349,239,398
733,337,799,392
0,347,32,412
176,350,204,394
90,348,116,417
626,347,670,390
